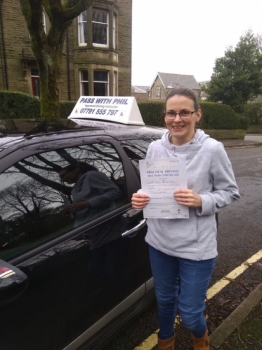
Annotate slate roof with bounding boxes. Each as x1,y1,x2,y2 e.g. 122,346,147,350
156,72,201,90
132,85,149,93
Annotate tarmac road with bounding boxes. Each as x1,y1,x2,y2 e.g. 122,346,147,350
244,134,262,142
106,143,262,350
216,146,262,276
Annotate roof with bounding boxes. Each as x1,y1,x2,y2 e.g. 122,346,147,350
0,122,165,156
131,86,149,93
155,72,201,90
198,81,210,87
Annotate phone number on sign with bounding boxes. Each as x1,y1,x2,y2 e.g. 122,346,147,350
80,108,118,116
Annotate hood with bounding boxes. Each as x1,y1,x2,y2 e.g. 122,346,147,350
161,129,210,161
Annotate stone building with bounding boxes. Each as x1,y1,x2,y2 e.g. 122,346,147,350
148,72,201,101
131,85,149,101
0,0,131,101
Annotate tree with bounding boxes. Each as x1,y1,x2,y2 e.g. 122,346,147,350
256,33,262,53
19,0,94,121
205,30,262,112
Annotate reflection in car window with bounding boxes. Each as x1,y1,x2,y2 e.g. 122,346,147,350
121,138,157,173
0,142,127,261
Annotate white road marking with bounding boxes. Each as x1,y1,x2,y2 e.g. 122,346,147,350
133,249,262,350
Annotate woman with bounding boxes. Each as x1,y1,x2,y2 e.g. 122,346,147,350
132,88,240,350
59,162,122,229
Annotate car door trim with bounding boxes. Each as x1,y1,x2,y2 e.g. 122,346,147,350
63,280,152,350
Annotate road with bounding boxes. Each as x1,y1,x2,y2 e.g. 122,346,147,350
106,145,262,350
245,134,262,142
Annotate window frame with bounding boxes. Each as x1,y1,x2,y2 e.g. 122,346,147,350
113,71,117,96
156,87,161,98
79,69,89,95
93,70,109,96
42,12,46,33
78,11,87,46
92,8,109,47
112,13,117,49
31,68,40,97
0,135,142,264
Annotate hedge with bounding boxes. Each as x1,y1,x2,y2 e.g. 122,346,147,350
137,100,249,130
59,101,76,119
137,101,165,127
244,102,262,124
0,91,40,119
0,91,76,119
0,91,249,131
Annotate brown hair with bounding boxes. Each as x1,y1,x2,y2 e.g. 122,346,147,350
163,87,200,115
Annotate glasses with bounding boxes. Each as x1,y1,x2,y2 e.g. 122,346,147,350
164,110,197,120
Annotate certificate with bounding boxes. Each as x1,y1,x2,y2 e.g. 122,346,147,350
139,157,189,219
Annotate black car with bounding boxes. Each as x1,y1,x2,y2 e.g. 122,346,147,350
0,115,165,350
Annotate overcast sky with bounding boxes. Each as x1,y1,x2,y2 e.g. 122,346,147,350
132,0,262,86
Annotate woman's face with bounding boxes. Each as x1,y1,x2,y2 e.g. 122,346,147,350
59,168,81,184
164,94,201,146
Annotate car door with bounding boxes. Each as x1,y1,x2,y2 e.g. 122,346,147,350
0,135,151,350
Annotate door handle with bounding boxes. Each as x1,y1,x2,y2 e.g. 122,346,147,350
121,219,147,237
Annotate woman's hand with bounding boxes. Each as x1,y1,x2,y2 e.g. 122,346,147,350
174,189,202,208
131,193,149,209
62,202,90,214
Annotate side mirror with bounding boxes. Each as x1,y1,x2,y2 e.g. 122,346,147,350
0,259,28,306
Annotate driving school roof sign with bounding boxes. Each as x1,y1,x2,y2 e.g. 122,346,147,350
68,96,145,126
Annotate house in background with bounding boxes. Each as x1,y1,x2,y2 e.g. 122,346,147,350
131,85,149,101
0,0,131,101
148,72,201,100
198,81,210,100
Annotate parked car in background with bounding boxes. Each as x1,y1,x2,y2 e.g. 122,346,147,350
0,107,165,350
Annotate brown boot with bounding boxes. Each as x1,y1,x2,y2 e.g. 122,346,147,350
158,334,175,350
191,330,209,350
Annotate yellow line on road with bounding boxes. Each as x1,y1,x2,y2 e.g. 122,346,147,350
207,249,262,299
134,249,262,350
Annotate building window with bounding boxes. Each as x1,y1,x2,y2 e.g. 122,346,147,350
31,68,40,97
42,12,46,33
156,87,161,98
94,71,108,96
113,14,117,49
80,70,89,95
92,9,109,47
29,12,46,38
78,11,87,45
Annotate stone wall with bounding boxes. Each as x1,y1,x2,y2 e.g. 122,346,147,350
0,1,32,93
117,0,132,96
150,76,166,100
0,0,131,100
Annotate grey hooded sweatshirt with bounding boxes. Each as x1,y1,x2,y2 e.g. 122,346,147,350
144,129,240,261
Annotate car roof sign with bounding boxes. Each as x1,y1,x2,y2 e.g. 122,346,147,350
68,96,145,126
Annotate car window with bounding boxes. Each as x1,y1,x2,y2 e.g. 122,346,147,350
121,138,158,173
0,142,127,261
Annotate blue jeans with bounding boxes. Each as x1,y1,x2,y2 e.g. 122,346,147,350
149,245,215,340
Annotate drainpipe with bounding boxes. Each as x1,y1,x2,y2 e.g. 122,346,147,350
0,0,9,90
66,29,71,100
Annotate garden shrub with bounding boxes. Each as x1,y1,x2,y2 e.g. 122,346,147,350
59,101,76,119
138,101,165,126
244,102,262,124
0,91,40,119
138,100,249,130
0,91,77,120
199,102,249,129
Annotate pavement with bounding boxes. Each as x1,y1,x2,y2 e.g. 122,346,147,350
221,138,262,148
209,136,262,349
209,284,262,349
